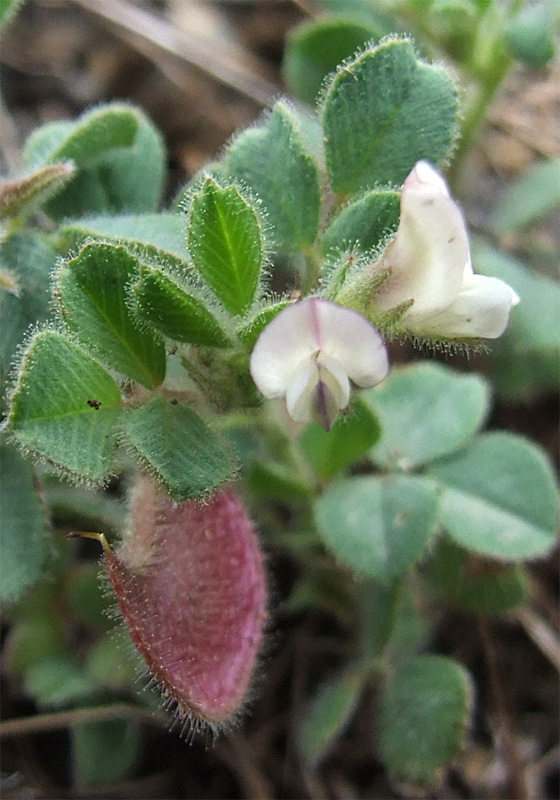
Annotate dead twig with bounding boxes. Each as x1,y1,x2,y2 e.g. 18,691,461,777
513,605,560,674
479,617,530,800
0,702,168,739
0,96,22,174
216,734,273,800
72,0,279,106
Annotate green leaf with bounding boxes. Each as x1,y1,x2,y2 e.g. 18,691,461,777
378,655,473,785
124,397,235,500
57,243,165,388
85,634,138,690
298,668,364,766
0,163,75,219
23,105,166,217
3,617,65,677
93,112,166,213
46,105,139,167
0,232,56,390
364,363,490,470
60,213,190,265
386,582,431,662
236,300,292,348
66,564,112,630
316,0,394,26
361,579,402,662
473,240,560,398
72,720,141,788
430,431,558,561
322,38,458,195
43,479,125,537
315,475,439,580
187,179,264,316
428,538,527,614
22,121,74,170
173,160,229,211
227,102,321,250
491,159,560,232
321,189,400,254
0,442,49,602
25,655,97,707
247,460,311,501
8,331,123,483
0,0,26,29
505,0,558,68
283,17,382,105
299,397,381,479
134,267,231,347
429,433,558,561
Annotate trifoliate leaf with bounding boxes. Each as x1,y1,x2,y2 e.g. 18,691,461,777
315,475,439,580
187,179,264,316
364,363,490,470
284,17,383,105
227,102,321,250
8,331,123,483
60,213,190,266
134,267,231,347
505,0,558,67
321,189,400,255
429,432,558,561
322,38,458,195
378,655,473,785
298,669,364,766
0,441,49,602
0,232,55,391
23,105,165,217
123,397,236,500
428,538,527,614
71,720,141,789
57,243,165,388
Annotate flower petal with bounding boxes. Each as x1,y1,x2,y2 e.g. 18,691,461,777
286,356,318,423
313,301,389,388
411,274,520,339
285,353,351,428
250,298,388,398
315,353,351,429
317,352,351,409
249,300,320,398
375,161,469,321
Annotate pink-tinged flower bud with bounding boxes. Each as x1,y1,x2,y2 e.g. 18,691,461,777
103,480,267,729
250,298,389,430
374,161,519,339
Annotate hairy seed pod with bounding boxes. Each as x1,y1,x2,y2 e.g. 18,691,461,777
99,479,267,729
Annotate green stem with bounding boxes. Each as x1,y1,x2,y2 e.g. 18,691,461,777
301,244,322,295
449,0,526,187
358,577,401,673
448,60,510,189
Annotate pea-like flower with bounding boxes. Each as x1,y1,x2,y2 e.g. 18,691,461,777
250,298,389,430
374,160,519,339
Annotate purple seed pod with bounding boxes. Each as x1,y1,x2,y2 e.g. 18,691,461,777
103,479,267,729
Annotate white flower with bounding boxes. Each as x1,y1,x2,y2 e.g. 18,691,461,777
250,298,389,430
374,160,519,339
